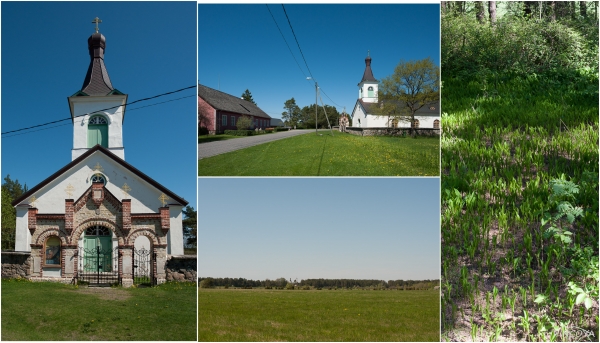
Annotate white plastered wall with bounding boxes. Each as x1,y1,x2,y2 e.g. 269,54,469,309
69,95,127,161
168,205,184,256
15,206,30,252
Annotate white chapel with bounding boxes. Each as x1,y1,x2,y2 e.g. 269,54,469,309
12,19,188,287
350,53,440,129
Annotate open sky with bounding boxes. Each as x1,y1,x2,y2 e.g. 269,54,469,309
198,178,440,281
198,3,440,119
1,2,197,209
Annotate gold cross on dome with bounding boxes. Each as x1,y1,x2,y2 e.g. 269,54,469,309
30,196,37,207
159,193,169,207
93,162,104,172
65,184,75,198
121,183,131,196
92,17,102,33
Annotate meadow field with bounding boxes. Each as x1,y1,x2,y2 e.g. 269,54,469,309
1,279,197,341
198,288,440,341
198,132,439,176
441,6,598,342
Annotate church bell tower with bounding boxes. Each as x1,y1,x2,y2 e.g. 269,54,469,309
358,51,378,103
68,17,128,161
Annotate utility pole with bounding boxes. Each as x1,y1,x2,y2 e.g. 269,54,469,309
307,77,318,134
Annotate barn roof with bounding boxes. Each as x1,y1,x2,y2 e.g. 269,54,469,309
198,84,271,119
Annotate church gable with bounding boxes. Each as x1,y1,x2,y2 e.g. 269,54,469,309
73,184,123,230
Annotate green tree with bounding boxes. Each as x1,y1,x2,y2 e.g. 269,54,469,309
372,58,440,136
282,98,301,127
182,206,196,246
199,278,214,288
236,115,253,130
1,175,27,251
241,89,256,105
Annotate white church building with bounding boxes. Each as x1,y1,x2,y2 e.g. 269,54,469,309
12,22,188,287
350,53,440,129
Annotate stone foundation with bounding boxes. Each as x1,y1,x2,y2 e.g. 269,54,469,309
346,127,440,137
1,251,32,278
165,255,196,282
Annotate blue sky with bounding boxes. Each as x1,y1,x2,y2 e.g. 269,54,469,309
198,178,440,281
198,3,440,119
1,2,197,209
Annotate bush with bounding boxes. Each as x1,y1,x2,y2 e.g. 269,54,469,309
274,127,290,132
224,130,253,136
199,278,214,288
198,126,209,135
301,285,311,290
285,283,294,290
236,115,253,130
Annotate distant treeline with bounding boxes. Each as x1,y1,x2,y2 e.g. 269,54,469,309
198,277,439,289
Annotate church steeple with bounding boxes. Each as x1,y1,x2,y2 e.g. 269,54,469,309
359,50,377,84
357,51,378,103
68,18,128,161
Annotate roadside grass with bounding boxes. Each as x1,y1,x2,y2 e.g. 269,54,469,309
198,134,242,143
198,288,439,341
198,132,439,176
441,73,599,341
1,279,196,341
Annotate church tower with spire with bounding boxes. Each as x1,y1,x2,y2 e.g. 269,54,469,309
68,17,128,161
357,51,378,103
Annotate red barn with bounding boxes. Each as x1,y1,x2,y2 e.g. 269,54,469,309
198,84,271,134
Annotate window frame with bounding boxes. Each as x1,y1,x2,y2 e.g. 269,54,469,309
43,236,61,268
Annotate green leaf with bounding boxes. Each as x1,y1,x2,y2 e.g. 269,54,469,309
584,297,592,309
576,293,586,305
534,294,546,304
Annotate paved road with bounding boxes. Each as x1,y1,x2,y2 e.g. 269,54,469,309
198,129,316,159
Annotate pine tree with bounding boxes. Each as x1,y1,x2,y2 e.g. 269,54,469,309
241,89,256,105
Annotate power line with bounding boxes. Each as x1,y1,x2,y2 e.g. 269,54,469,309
1,85,196,136
266,4,309,81
281,4,314,80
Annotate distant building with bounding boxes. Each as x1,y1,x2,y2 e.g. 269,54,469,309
270,118,284,127
350,53,440,129
198,84,271,134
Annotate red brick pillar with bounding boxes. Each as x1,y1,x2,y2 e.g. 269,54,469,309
28,208,38,235
65,199,74,235
160,207,170,234
122,199,131,235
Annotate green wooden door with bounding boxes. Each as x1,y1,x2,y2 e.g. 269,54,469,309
83,235,112,272
88,124,108,148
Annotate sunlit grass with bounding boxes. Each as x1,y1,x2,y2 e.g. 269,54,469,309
198,132,439,176
198,288,440,341
1,279,196,341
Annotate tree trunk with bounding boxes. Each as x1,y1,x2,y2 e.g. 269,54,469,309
476,1,486,24
580,1,587,18
489,1,497,24
549,1,556,21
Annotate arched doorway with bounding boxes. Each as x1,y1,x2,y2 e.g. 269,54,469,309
80,225,118,285
133,235,154,286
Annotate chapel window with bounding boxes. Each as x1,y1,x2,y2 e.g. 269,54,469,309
90,173,106,185
45,236,61,266
87,115,108,148
434,119,440,129
222,115,227,126
86,226,111,236
412,119,420,128
231,116,236,127
368,86,374,97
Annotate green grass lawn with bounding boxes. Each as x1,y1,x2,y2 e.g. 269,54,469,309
1,279,196,341
198,288,440,341
198,132,440,176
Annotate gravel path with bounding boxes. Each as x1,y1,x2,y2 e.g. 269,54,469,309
198,129,316,159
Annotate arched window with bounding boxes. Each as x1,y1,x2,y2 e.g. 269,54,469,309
368,86,374,97
90,173,106,185
88,115,108,148
433,119,440,129
411,119,420,128
86,226,111,236
391,118,398,128
45,236,61,266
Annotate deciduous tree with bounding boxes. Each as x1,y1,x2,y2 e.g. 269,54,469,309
372,58,439,136
182,206,196,246
282,98,301,127
236,115,253,130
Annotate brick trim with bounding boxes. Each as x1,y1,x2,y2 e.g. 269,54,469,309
28,208,38,235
